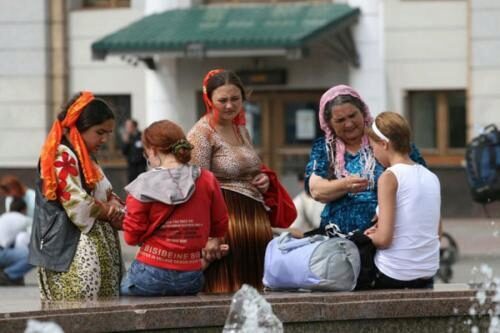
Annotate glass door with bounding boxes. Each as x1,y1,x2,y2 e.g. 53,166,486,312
247,91,323,195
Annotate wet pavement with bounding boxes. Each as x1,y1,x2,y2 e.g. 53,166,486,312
440,218,500,284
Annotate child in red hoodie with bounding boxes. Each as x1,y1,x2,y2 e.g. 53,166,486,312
121,120,229,296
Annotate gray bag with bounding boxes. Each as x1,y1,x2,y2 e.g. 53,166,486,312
263,232,361,291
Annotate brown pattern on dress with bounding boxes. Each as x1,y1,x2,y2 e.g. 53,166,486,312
187,117,264,204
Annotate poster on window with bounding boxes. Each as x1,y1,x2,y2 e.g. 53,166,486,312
244,102,257,140
246,112,254,140
295,109,316,140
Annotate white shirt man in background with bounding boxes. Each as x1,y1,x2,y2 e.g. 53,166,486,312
0,198,33,285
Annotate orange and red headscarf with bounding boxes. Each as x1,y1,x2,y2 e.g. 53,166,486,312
202,69,246,128
40,91,103,200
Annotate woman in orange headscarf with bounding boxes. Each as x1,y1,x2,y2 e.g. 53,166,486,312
31,92,124,301
187,69,274,293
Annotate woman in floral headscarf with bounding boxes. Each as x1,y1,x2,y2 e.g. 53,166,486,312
31,92,124,301
305,85,425,234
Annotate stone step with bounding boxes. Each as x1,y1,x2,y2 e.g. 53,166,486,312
0,284,491,333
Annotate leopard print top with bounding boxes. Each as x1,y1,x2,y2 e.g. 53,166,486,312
187,116,264,204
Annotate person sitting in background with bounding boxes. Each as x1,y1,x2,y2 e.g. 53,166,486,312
290,172,325,233
364,112,441,289
0,175,36,218
121,120,229,296
0,198,33,286
121,119,147,183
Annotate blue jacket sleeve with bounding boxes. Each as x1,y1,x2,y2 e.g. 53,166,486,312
409,143,427,167
304,137,330,195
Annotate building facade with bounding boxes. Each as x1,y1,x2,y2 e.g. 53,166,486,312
0,0,499,216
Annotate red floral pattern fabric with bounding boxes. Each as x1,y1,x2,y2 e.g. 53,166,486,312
54,152,78,202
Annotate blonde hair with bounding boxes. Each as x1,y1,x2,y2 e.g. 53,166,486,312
366,111,411,154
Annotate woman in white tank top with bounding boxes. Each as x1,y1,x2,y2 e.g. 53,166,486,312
364,112,441,289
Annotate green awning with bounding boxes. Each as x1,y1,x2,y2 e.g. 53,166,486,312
92,3,360,62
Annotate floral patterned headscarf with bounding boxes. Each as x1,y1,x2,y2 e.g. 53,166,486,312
318,85,376,185
40,92,103,200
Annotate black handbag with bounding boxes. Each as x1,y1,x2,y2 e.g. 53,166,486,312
348,231,377,290
28,178,81,272
28,141,91,272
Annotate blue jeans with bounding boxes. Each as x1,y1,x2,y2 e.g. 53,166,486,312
120,260,204,296
0,246,33,280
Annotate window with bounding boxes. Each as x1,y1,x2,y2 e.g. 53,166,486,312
283,101,321,145
248,91,322,176
94,94,131,164
408,90,466,164
82,0,130,9
244,101,262,146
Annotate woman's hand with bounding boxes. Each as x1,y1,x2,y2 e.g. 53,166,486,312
108,216,124,230
271,227,304,238
364,223,378,237
252,173,270,193
107,204,125,230
202,238,229,262
344,175,369,194
309,173,369,203
108,192,125,206
96,201,125,230
288,228,304,239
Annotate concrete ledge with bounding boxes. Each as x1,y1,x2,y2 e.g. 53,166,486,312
0,284,492,333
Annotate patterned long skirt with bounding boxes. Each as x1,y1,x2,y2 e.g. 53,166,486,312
203,190,273,293
38,222,122,301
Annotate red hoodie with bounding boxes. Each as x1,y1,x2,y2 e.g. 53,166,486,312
123,169,228,271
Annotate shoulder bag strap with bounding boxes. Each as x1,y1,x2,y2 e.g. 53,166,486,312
153,206,177,233
138,205,177,244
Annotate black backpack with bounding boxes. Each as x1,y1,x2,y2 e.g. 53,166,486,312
465,124,500,204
